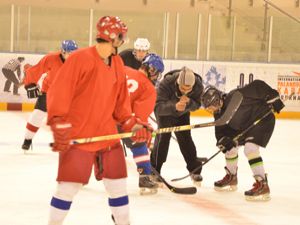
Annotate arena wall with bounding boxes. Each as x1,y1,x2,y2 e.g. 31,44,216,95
1,53,299,118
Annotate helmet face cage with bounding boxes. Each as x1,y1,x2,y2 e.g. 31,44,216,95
96,16,128,43
147,65,159,79
142,53,164,80
201,86,222,108
61,40,78,53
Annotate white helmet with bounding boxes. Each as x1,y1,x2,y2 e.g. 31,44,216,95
134,38,150,51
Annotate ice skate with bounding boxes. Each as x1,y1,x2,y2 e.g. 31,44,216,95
190,173,203,187
139,174,159,195
150,172,164,188
214,167,237,191
22,139,32,153
244,174,270,201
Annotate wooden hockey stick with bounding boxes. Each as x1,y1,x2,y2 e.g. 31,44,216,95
150,115,208,162
71,91,243,144
149,115,178,142
171,92,292,182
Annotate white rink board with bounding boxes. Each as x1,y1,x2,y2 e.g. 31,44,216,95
0,53,299,111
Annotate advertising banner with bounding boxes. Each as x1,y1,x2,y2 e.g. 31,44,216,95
164,60,300,112
0,53,44,104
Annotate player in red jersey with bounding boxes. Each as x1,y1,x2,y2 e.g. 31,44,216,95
21,40,78,152
46,16,152,225
123,53,164,195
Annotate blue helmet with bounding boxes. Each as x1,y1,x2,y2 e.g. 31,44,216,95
142,53,164,73
61,40,78,53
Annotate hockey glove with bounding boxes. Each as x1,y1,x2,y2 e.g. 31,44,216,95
25,83,41,98
217,136,237,153
49,117,72,152
271,98,285,113
121,117,153,147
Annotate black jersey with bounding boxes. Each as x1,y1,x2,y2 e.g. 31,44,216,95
214,80,278,147
119,49,141,70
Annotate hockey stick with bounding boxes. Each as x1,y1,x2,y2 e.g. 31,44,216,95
150,115,208,162
171,93,291,183
71,91,243,144
151,167,197,195
149,115,178,142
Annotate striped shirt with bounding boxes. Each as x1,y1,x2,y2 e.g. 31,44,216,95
3,59,21,72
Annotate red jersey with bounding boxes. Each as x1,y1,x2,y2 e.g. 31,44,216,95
124,66,156,122
47,46,132,152
23,52,64,92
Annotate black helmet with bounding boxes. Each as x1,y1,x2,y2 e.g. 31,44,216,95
201,85,223,108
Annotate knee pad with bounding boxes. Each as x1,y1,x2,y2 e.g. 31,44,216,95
28,109,47,128
244,142,260,158
103,178,127,198
225,147,238,158
54,182,82,201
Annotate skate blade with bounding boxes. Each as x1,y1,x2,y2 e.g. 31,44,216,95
214,185,237,192
23,149,30,154
157,182,164,188
23,148,33,154
245,193,271,202
152,181,164,188
139,188,158,195
193,181,202,187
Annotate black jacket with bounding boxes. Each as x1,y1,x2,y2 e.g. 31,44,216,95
119,49,141,70
155,69,204,118
215,80,278,147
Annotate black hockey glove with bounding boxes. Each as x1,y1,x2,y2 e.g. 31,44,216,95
25,83,41,99
271,98,285,113
217,136,237,153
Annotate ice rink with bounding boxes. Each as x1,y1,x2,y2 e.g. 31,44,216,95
0,111,299,225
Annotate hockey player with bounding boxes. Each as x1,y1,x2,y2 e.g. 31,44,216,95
123,53,164,194
119,38,150,69
150,67,204,186
2,56,25,95
46,16,152,225
21,40,78,151
201,80,285,201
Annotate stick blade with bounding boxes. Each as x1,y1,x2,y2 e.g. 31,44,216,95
169,186,197,195
215,91,243,126
151,168,197,195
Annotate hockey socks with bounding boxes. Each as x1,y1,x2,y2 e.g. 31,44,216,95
48,182,81,225
131,144,151,175
225,147,238,174
24,109,47,139
244,142,266,178
103,178,130,225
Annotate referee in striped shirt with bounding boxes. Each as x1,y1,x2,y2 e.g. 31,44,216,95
2,56,25,95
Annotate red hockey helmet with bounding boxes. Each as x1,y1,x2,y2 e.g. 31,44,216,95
96,16,128,42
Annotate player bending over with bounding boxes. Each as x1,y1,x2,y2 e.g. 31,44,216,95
201,80,284,201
